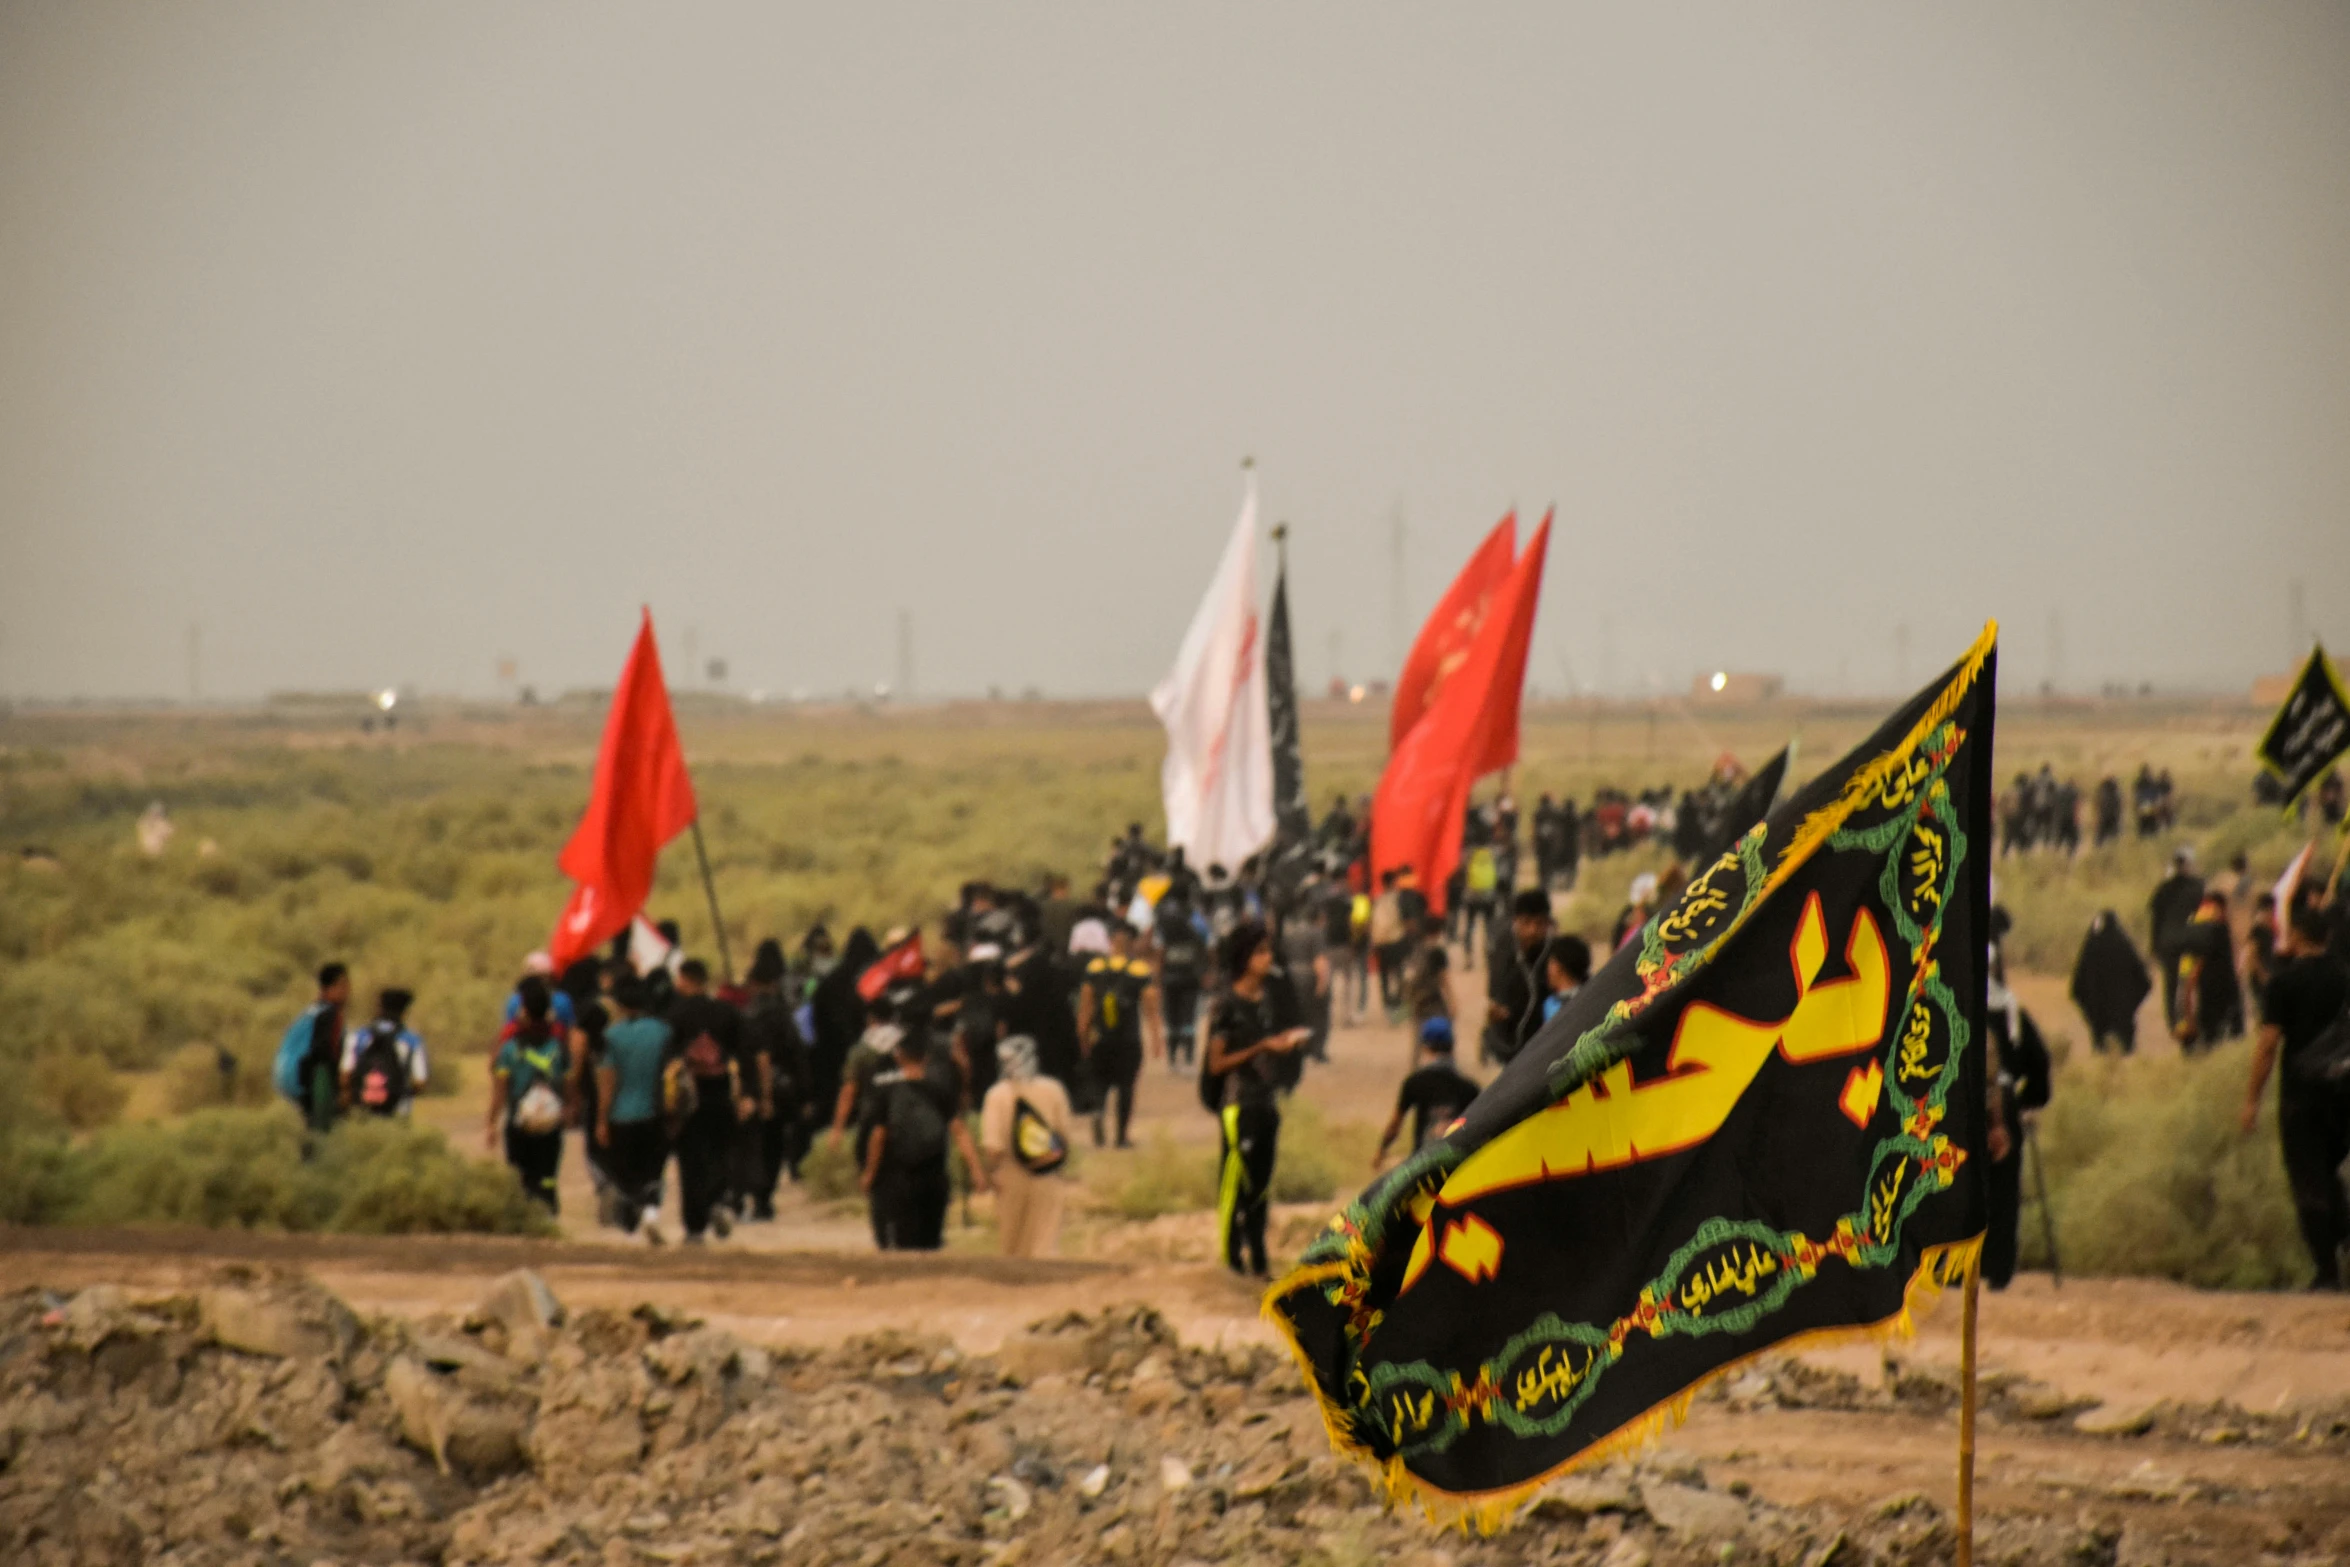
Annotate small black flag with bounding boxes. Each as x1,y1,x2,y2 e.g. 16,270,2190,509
1268,626,1998,1527
1265,560,1313,895
2256,645,2350,814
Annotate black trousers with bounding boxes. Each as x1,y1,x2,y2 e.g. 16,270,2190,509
1164,991,1199,1066
1375,943,1409,1008
1091,1039,1141,1146
870,1161,950,1250
1983,1148,2022,1289
1459,897,1495,965
2280,1082,2350,1287
504,1125,562,1213
1220,1103,1280,1276
674,1103,737,1238
757,1111,792,1205
730,1111,791,1216
604,1118,667,1231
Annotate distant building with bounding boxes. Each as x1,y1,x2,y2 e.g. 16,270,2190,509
2251,673,2295,708
1690,671,1784,704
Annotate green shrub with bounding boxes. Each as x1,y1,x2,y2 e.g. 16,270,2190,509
163,1043,240,1114
54,1106,553,1236
798,1133,862,1202
2021,1037,2304,1289
1269,1098,1375,1206
0,1099,75,1225
1088,1129,1219,1219
32,1049,129,1130
66,1106,319,1229
313,1117,554,1235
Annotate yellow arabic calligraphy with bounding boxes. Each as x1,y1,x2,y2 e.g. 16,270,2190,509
1871,1158,1908,1239
1897,1001,1935,1084
1513,1343,1596,1412
1388,1388,1437,1444
1907,823,1946,913
1656,854,1738,947
1678,1242,1780,1316
1433,893,1891,1207
1878,755,1932,811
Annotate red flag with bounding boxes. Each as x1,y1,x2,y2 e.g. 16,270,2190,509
1371,517,1549,915
1476,507,1550,775
548,610,699,969
1389,513,1516,754
856,933,927,1002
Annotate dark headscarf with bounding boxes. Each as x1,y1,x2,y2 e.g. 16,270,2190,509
807,926,881,1107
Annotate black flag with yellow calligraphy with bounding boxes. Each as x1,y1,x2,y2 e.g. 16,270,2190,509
1267,626,1997,1528
2255,643,2350,816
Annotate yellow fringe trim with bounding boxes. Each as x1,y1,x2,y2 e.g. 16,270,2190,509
1259,625,2000,1533
1263,1234,1984,1536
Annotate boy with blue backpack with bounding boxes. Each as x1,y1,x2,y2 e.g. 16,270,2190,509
274,963,351,1133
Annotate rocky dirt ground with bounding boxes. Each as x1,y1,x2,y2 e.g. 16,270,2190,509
12,987,2350,1566
3,1260,2348,1567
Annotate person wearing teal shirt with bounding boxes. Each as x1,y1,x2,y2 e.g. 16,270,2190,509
596,979,673,1241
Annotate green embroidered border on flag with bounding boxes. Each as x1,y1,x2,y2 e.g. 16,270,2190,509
1266,624,2000,1529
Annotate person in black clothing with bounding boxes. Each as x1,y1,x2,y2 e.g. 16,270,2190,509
665,959,748,1243
947,951,1009,1108
858,1025,990,1250
297,962,351,1133
2069,911,2150,1054
2242,903,2350,1290
2092,776,2123,846
1318,794,1357,858
1206,921,1309,1278
486,978,569,1213
737,940,809,1220
2148,848,2204,1027
805,926,880,1128
1079,923,1160,1148
2171,890,2244,1051
1374,1017,1479,1168
1483,889,1555,1067
1982,970,2052,1290
1157,894,1210,1069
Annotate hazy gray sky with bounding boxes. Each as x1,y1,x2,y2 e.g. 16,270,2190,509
3,3,2346,703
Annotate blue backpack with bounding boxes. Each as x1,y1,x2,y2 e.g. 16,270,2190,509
274,1004,326,1103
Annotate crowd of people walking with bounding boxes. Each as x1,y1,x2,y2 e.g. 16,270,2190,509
272,759,2350,1294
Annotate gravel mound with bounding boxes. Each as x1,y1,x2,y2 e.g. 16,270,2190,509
0,1274,2243,1566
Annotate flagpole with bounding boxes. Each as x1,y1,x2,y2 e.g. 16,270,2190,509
2026,1120,2061,1287
689,817,735,986
1956,1257,1980,1567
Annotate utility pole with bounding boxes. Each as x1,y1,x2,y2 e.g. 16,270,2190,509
1388,503,1407,673
896,609,915,700
186,622,201,704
